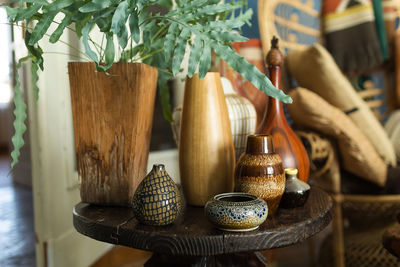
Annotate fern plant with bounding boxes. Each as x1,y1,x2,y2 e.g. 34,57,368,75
4,0,292,167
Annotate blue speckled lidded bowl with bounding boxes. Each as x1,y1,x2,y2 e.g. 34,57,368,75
205,192,268,232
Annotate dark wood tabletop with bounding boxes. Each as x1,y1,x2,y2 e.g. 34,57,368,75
73,187,332,258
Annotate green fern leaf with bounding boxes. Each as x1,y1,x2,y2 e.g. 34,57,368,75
10,57,31,169
129,10,140,44
6,4,41,21
117,26,128,48
49,14,72,43
93,6,115,19
31,62,39,102
159,75,172,122
82,23,99,63
93,7,115,32
44,0,74,13
111,0,129,48
120,44,144,61
196,3,240,16
24,30,44,70
198,43,211,79
5,6,19,20
164,23,179,61
209,31,248,42
110,1,128,34
207,8,252,29
95,17,111,32
142,20,156,49
97,33,115,72
172,28,190,76
174,0,207,13
4,0,49,5
187,35,202,77
73,13,91,38
79,0,115,13
28,11,57,46
158,0,173,9
212,42,292,103
136,0,148,10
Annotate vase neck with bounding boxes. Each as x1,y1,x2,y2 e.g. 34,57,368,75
245,134,275,154
267,65,284,113
285,174,297,181
153,164,165,173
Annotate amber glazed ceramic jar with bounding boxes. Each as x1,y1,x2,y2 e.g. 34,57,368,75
235,134,285,215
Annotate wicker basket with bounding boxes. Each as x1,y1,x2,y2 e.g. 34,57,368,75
342,200,400,226
319,222,400,267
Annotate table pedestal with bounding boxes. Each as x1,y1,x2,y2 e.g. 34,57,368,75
145,252,267,267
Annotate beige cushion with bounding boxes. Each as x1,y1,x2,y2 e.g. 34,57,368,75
385,110,400,162
287,44,396,166
287,88,387,186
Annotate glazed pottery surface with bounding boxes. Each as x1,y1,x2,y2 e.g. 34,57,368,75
205,192,268,231
280,168,310,209
235,134,285,215
179,73,235,206
68,62,157,206
132,164,182,226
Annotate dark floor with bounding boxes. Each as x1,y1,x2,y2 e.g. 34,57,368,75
0,154,36,267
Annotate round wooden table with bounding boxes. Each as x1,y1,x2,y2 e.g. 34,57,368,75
73,187,332,266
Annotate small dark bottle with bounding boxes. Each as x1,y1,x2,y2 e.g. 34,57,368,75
280,168,310,209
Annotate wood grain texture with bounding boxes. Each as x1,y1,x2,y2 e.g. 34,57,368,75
256,40,310,182
179,73,235,206
68,62,158,206
73,187,332,256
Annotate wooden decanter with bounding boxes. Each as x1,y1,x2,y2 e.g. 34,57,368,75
256,37,310,182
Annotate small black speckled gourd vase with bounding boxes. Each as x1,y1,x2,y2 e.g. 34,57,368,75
132,164,182,225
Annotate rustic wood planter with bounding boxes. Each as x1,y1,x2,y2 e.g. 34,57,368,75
68,62,158,206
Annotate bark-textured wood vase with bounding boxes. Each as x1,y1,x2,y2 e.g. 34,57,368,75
68,62,157,206
179,73,235,206
235,134,285,215
257,37,310,182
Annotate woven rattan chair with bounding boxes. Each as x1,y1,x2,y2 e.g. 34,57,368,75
258,0,400,266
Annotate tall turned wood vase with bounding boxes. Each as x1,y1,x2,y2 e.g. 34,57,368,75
68,62,158,206
257,38,310,182
179,73,235,206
